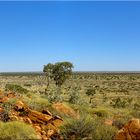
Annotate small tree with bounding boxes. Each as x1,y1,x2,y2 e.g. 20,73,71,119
43,63,54,90
52,62,73,88
86,88,96,103
43,62,74,93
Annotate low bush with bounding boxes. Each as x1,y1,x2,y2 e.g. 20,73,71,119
5,84,28,94
0,121,38,139
46,91,63,103
92,109,109,118
24,96,50,111
110,97,128,108
60,114,95,139
68,90,79,104
130,110,140,118
92,122,118,140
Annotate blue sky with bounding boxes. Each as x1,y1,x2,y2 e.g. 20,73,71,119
0,1,140,72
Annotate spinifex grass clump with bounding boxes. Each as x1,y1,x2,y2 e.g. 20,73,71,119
60,114,95,139
0,121,38,139
5,84,28,94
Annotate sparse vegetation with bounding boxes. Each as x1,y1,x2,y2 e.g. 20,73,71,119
0,71,140,139
0,121,38,139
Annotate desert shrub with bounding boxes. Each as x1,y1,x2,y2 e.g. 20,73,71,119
93,109,109,118
68,90,79,104
0,110,9,122
133,103,140,110
86,88,96,103
113,118,128,129
24,83,32,87
130,110,140,118
0,121,38,139
0,98,18,122
1,98,17,111
60,114,95,139
46,91,63,103
24,96,50,111
86,88,96,97
110,97,128,108
92,123,118,140
5,84,28,94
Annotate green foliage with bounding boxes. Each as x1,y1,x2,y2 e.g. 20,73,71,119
24,96,50,111
43,63,54,89
24,83,32,87
44,62,74,88
5,84,28,94
133,103,140,110
113,117,129,129
130,110,140,118
86,88,96,96
92,122,117,140
60,114,95,140
110,97,128,108
0,98,18,122
1,98,17,111
0,110,9,122
68,90,79,104
86,88,96,103
0,121,38,139
46,91,63,103
93,109,109,118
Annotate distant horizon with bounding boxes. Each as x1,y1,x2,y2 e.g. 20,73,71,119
1,70,140,73
0,1,140,71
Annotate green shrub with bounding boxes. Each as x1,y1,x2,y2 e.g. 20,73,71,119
46,91,63,103
0,110,9,122
130,110,140,118
92,123,118,140
68,90,79,104
24,84,32,87
92,109,109,118
24,96,50,111
133,103,140,110
0,121,38,139
1,98,17,111
60,114,95,140
110,97,128,108
113,118,127,129
5,84,28,94
86,88,96,96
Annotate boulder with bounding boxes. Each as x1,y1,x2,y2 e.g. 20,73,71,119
28,110,53,124
14,101,27,111
52,102,78,118
114,119,140,140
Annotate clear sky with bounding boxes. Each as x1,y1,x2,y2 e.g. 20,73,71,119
0,1,140,72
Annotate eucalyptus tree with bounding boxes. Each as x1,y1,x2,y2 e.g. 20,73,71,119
43,62,74,93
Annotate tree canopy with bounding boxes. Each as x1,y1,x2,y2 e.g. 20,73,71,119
43,62,74,88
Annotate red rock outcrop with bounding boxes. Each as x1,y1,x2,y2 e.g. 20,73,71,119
52,102,79,118
0,90,63,140
114,119,140,140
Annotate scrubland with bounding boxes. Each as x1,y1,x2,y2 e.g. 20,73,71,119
0,72,140,139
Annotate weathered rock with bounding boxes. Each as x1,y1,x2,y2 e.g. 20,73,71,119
52,102,78,118
24,117,32,124
28,110,53,124
0,96,8,103
14,101,27,111
42,110,52,116
0,89,63,140
0,107,4,113
34,125,42,133
114,119,140,140
7,92,15,98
